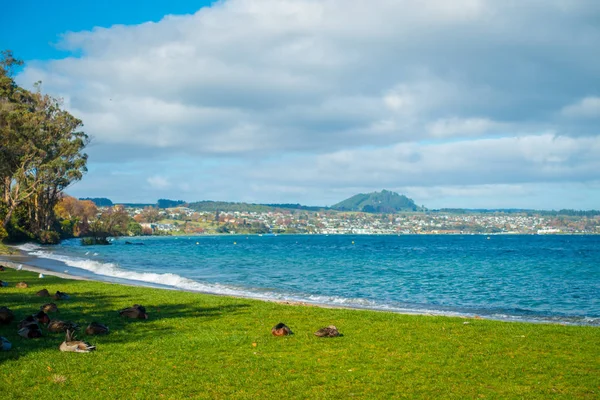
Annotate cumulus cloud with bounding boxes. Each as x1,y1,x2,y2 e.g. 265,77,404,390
147,175,171,190
561,96,600,118
17,0,600,207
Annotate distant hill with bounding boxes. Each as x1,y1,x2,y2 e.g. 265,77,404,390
332,190,424,213
79,197,113,207
187,201,328,213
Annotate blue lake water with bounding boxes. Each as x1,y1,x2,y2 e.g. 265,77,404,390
15,234,600,325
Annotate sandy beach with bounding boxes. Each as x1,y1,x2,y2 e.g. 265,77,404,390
0,255,90,281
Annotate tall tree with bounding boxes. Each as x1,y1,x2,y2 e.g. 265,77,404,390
0,51,89,241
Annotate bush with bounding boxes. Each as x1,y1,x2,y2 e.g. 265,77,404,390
81,237,110,245
38,230,61,244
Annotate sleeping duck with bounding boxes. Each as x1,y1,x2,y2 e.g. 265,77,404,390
271,322,293,336
0,306,14,325
59,329,95,353
36,288,50,297
85,322,109,335
0,336,11,351
314,325,342,337
53,291,70,300
18,324,43,339
48,319,79,333
119,304,148,319
40,303,59,313
15,281,28,289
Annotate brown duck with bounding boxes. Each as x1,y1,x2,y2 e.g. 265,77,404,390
53,291,70,300
85,322,109,335
48,319,79,333
119,304,148,319
15,281,28,289
0,306,15,325
40,303,59,313
59,329,95,353
18,316,40,330
271,322,293,336
36,288,50,297
18,325,42,339
314,325,342,337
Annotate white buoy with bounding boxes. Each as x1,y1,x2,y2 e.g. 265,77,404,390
64,270,69,273
16,264,22,271
38,273,44,278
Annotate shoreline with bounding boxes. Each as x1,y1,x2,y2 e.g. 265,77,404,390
2,243,598,327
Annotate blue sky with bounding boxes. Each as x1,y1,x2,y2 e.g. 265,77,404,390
3,1,600,209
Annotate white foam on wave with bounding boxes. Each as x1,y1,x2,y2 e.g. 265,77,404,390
15,243,43,252
18,246,317,302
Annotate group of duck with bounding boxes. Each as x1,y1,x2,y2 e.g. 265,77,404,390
271,322,342,338
0,278,150,353
1,265,341,354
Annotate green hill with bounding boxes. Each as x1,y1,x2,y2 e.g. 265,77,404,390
332,190,424,213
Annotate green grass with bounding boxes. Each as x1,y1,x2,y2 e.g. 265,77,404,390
0,268,598,399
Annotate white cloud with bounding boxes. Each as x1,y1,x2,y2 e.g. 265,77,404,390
561,96,600,118
17,0,600,207
427,117,505,138
147,175,171,189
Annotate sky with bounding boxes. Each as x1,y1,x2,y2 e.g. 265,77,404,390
2,0,600,209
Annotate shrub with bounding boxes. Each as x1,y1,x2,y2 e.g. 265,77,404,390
38,230,61,244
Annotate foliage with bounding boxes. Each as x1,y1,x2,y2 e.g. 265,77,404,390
0,268,598,398
37,230,60,244
127,220,143,236
135,206,161,223
0,51,88,243
54,195,97,237
85,205,129,245
157,199,186,209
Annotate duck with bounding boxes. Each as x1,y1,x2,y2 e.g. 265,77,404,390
53,291,70,300
40,303,59,313
18,316,40,329
119,304,148,319
271,322,293,336
59,329,95,353
0,280,8,287
48,319,79,333
36,288,50,297
0,306,14,325
16,264,22,271
314,325,342,338
0,265,5,271
34,310,51,325
18,325,43,339
0,336,11,351
38,273,44,278
85,322,109,335
15,281,28,289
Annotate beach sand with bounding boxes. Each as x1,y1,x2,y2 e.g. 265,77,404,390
0,255,90,281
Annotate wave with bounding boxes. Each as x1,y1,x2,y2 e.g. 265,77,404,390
15,243,599,326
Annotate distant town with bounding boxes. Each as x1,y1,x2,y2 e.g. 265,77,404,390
115,205,600,236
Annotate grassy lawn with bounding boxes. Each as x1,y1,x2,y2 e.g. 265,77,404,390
0,267,598,399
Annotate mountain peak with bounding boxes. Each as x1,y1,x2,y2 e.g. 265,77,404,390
332,190,424,213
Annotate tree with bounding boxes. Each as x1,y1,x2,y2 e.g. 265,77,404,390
138,206,161,223
1,51,89,242
85,205,129,245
